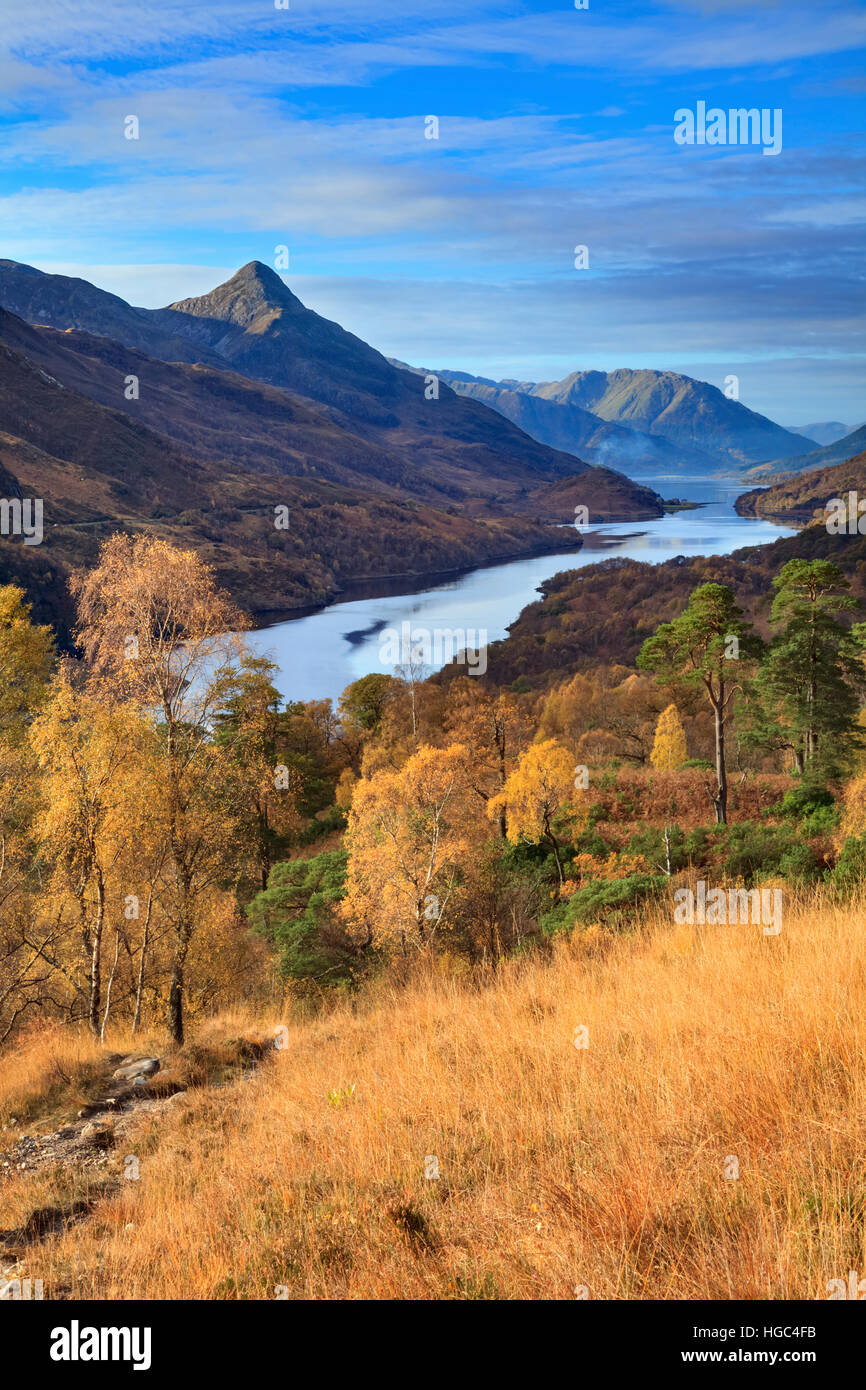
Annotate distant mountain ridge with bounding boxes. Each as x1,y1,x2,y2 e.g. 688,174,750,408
406,365,711,474
744,425,866,482
785,422,853,447
415,364,816,475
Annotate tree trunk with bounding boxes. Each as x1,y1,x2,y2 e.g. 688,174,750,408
100,930,121,1043
495,715,508,840
88,871,105,1037
544,814,565,886
168,876,194,1045
712,694,727,825
132,890,153,1036
168,928,190,1046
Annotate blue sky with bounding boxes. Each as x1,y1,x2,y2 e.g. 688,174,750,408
0,0,864,424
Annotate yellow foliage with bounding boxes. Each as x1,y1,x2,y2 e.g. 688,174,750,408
342,743,474,948
839,769,866,841
650,703,688,771
490,738,574,845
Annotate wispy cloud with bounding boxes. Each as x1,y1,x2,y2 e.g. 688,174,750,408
0,0,863,419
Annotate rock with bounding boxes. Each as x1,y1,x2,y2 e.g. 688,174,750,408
80,1120,114,1149
77,1098,118,1118
111,1057,160,1083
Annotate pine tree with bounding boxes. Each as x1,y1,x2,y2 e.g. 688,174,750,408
745,560,866,775
638,584,760,824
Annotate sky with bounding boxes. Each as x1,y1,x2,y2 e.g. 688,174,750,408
0,0,864,426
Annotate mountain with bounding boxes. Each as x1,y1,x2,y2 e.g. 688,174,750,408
786,421,852,447
0,260,661,521
422,367,712,474
428,366,816,474
0,307,600,628
0,258,224,367
735,447,866,525
743,425,866,482
527,370,814,468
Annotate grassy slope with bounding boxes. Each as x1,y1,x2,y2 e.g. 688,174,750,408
3,892,863,1300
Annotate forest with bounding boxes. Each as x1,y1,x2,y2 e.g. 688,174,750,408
4,529,866,1050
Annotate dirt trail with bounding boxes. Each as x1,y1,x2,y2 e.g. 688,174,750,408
0,1040,269,1293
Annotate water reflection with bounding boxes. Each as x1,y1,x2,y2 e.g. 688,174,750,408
248,474,795,704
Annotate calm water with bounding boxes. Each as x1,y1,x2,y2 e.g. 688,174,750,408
248,475,796,704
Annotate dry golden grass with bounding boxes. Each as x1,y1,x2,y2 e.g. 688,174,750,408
3,890,864,1300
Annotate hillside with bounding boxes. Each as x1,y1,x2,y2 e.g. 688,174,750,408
735,448,866,525
0,314,588,625
0,261,661,519
744,425,866,482
786,421,853,446
530,369,813,468
424,369,707,474
2,895,860,1299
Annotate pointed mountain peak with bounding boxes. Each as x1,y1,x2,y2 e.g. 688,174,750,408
165,260,303,329
227,260,294,295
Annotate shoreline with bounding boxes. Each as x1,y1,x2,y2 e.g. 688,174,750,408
246,524,660,630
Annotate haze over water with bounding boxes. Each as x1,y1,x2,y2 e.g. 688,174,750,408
249,476,796,705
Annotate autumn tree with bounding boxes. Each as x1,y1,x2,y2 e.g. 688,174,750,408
71,534,248,1044
29,669,148,1034
490,738,575,885
0,583,54,898
539,667,663,765
638,584,759,824
444,677,532,838
339,673,398,736
0,587,55,1046
650,704,687,771
211,656,302,890
341,744,472,949
0,584,55,736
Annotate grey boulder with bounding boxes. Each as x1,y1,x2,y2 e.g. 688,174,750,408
111,1057,160,1083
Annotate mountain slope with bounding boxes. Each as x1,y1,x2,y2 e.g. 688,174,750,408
0,259,662,520
431,365,815,473
735,448,866,525
0,259,224,367
526,369,814,469
427,367,713,475
0,308,601,627
743,425,866,481
786,421,852,447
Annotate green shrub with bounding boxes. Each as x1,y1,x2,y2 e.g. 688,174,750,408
246,849,370,992
829,834,866,893
682,821,820,884
294,804,347,846
541,873,666,935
